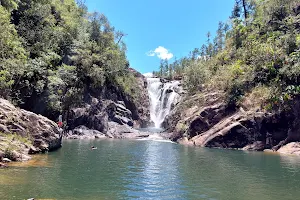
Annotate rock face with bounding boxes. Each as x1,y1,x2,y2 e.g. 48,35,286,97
106,122,150,139
0,98,62,161
166,90,300,155
66,69,151,139
277,142,300,155
128,68,151,127
67,99,109,133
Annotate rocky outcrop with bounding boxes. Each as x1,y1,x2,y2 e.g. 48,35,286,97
0,98,62,162
128,68,151,127
166,89,300,155
65,69,151,139
277,142,300,155
67,98,109,133
106,122,150,139
66,97,151,139
65,126,106,139
107,101,134,127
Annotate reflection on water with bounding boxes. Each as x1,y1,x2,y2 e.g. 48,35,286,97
280,154,300,170
1,140,300,200
8,154,52,168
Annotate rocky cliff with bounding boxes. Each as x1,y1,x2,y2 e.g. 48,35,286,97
65,68,151,139
165,89,300,155
0,99,62,163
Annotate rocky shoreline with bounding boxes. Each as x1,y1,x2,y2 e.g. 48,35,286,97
0,98,62,167
0,70,154,166
164,89,300,156
2,75,300,168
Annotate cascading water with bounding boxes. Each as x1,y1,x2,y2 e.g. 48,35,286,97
145,74,181,128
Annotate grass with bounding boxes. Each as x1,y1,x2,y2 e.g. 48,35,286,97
239,85,272,111
0,132,33,160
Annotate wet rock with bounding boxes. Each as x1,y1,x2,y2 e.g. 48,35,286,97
166,89,173,93
107,122,149,139
66,125,106,139
28,146,39,155
277,142,300,155
67,126,107,139
2,158,11,163
21,154,31,161
242,141,265,151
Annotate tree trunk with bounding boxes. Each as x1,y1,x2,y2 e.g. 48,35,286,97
242,0,248,20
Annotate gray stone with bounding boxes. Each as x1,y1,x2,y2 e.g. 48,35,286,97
2,158,11,163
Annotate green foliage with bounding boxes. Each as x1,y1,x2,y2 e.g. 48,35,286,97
183,61,211,93
0,0,19,11
0,5,27,98
115,72,139,99
0,0,135,121
154,0,300,110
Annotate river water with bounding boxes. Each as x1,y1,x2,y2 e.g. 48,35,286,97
1,139,300,200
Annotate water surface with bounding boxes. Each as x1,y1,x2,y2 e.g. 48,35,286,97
1,139,300,200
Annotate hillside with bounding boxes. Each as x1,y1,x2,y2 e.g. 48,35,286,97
162,0,300,153
0,0,150,162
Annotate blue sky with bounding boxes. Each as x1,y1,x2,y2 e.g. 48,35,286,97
85,0,235,74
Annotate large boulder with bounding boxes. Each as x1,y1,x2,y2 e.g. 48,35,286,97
106,101,134,127
67,99,108,133
66,126,106,139
0,98,62,159
107,122,149,139
277,142,300,155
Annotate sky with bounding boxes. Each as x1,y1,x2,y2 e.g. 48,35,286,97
85,0,236,74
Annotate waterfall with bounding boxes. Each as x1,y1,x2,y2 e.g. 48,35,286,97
145,74,181,128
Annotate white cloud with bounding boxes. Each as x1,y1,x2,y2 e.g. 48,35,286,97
146,46,173,60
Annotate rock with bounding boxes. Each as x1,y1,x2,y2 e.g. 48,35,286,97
178,137,193,146
28,146,39,155
0,98,62,161
2,158,11,163
0,99,62,152
94,135,106,139
166,89,173,93
0,151,4,160
165,89,300,153
277,142,300,155
10,150,21,161
21,154,31,161
107,122,149,139
68,135,79,139
66,126,105,139
242,141,265,151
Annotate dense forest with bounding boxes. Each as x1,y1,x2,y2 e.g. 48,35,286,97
155,0,300,111
0,0,139,120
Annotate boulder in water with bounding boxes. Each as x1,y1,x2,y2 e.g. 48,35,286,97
277,142,300,155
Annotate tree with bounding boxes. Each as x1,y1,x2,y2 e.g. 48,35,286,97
0,5,27,98
216,21,225,52
232,0,255,24
0,0,19,11
159,60,164,77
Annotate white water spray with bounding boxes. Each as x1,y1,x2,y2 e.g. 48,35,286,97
145,74,181,128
